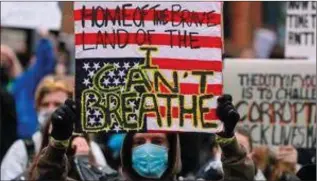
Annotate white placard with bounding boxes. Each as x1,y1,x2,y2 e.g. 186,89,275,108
223,59,316,148
1,2,61,30
285,2,317,59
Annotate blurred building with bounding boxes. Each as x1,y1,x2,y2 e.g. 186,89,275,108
223,2,286,58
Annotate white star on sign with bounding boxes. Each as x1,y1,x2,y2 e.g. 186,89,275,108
119,70,125,78
114,78,120,86
83,78,90,86
133,62,139,68
103,78,110,86
110,101,116,109
88,101,94,107
109,70,115,78
88,117,96,124
145,99,153,106
129,100,136,108
93,62,100,70
114,125,121,133
94,110,101,117
114,63,120,69
87,109,92,116
129,115,137,123
103,62,109,67
123,62,130,69
83,63,90,71
88,70,95,77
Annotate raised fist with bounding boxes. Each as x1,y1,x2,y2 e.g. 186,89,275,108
216,94,240,138
51,99,76,141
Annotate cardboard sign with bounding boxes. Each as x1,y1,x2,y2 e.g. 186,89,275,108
75,2,223,133
285,2,317,59
223,59,316,148
0,2,61,30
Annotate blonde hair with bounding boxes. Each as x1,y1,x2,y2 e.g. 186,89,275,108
35,75,74,110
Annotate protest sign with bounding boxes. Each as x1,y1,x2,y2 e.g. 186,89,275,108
223,59,316,148
75,2,224,133
285,2,317,59
0,2,61,30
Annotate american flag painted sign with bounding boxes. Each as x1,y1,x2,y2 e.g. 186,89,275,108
75,2,223,133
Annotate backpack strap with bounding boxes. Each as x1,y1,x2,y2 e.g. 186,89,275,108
22,138,35,165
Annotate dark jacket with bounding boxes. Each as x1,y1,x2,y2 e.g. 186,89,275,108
30,133,255,181
0,88,17,162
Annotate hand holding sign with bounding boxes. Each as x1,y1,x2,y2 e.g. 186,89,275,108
51,99,76,141
216,94,240,138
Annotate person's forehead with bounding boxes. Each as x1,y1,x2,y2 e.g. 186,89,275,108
133,133,167,139
41,90,68,102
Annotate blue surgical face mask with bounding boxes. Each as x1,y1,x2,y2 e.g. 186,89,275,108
132,143,168,179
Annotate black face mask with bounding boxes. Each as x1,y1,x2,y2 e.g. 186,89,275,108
0,66,10,87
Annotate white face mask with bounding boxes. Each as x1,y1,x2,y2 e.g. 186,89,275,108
37,110,54,127
204,152,223,172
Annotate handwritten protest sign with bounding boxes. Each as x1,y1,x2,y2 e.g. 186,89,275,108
224,59,316,148
75,2,223,133
285,2,317,59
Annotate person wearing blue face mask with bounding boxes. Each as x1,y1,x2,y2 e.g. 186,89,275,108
121,132,181,181
29,94,255,181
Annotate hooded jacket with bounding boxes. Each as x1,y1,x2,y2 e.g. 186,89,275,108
120,133,182,181
30,133,254,181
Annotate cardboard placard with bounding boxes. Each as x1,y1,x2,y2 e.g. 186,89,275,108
1,2,61,30
285,2,317,59
75,2,223,133
223,59,316,148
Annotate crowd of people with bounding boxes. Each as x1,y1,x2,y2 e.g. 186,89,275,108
0,28,316,181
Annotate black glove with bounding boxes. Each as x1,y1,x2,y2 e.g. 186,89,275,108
216,94,240,138
51,99,76,141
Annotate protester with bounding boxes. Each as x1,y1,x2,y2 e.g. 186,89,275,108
30,94,255,181
252,146,300,181
235,126,266,180
9,29,56,138
25,118,115,181
0,75,109,180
